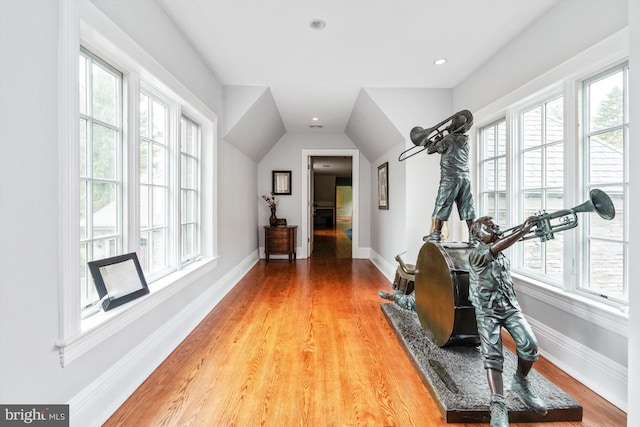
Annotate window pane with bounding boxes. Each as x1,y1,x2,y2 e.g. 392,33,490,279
79,56,87,116
588,240,624,299
140,93,149,138
523,239,542,272
152,187,167,227
152,100,167,143
523,149,542,189
92,182,117,237
545,143,564,187
79,118,87,177
523,190,542,217
182,118,198,156
152,144,167,185
497,121,506,156
545,97,563,143
588,130,623,184
92,62,118,126
92,123,117,180
497,192,507,226
545,234,563,280
589,71,624,132
139,140,149,184
182,156,196,189
482,160,496,192
588,187,623,241
482,126,495,157
182,223,198,260
482,192,496,218
182,189,197,223
80,180,88,240
140,185,149,229
151,229,167,273
522,106,542,149
497,157,506,191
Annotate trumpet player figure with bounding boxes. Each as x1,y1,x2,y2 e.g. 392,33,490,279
468,216,547,427
423,111,476,243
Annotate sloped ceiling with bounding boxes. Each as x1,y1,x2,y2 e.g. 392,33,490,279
345,89,405,162
223,86,286,162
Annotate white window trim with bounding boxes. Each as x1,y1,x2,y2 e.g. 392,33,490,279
471,28,629,334
56,0,218,366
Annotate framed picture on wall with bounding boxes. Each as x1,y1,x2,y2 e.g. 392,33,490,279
378,162,389,210
272,170,292,195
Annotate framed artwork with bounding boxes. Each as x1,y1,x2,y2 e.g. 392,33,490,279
378,162,389,210
88,252,150,311
272,170,292,195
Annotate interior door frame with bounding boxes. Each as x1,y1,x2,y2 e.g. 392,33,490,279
300,149,359,259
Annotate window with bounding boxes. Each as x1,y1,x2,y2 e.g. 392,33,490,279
58,0,217,366
79,48,124,309
518,96,564,282
582,63,629,303
78,50,206,313
475,60,629,308
478,119,507,225
139,91,170,277
180,116,201,264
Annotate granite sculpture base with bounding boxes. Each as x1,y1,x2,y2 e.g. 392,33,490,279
381,303,583,423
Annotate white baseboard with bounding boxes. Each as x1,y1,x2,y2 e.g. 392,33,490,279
68,251,259,427
369,249,396,283
527,316,628,412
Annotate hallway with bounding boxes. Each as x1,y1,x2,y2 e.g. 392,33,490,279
104,246,625,426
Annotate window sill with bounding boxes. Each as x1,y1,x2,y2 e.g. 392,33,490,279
512,272,628,338
55,256,218,367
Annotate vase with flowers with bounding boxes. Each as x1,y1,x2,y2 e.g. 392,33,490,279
262,193,279,226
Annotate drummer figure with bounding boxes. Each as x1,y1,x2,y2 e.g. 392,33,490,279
468,216,547,427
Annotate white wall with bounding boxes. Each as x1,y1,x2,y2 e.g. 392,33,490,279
453,0,630,412
0,1,259,425
364,88,453,266
257,132,370,257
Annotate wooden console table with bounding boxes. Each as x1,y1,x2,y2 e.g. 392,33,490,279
264,226,297,262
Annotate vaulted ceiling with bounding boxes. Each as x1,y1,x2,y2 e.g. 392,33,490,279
159,0,559,161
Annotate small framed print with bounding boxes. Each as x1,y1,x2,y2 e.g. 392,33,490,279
272,170,292,195
88,252,149,311
378,162,389,210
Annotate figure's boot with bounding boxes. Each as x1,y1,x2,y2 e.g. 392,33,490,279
511,374,547,414
489,394,509,427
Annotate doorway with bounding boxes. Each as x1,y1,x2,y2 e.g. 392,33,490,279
301,149,359,259
311,158,353,258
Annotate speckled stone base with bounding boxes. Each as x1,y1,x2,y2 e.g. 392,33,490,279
381,303,583,423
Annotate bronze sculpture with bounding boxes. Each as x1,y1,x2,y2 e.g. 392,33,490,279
468,189,615,427
400,110,476,243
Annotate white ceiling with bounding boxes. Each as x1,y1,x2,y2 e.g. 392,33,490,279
160,0,558,135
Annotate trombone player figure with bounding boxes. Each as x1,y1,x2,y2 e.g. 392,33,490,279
420,110,476,243
468,216,547,427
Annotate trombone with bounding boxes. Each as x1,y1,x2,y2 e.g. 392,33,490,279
497,189,616,242
398,110,473,162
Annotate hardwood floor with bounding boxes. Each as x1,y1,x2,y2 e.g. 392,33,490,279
104,224,626,426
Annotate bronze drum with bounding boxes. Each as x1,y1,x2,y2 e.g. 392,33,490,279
414,241,480,347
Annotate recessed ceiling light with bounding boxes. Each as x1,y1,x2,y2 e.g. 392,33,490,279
309,124,323,128
309,19,326,30
312,117,319,121
434,58,447,65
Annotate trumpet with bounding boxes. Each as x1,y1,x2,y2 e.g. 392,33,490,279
398,110,473,162
497,189,615,242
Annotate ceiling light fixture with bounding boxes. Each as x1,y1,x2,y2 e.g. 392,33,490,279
312,117,319,121
309,19,326,30
434,58,447,65
309,124,323,128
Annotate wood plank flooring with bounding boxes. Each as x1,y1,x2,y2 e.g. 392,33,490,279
104,223,626,426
